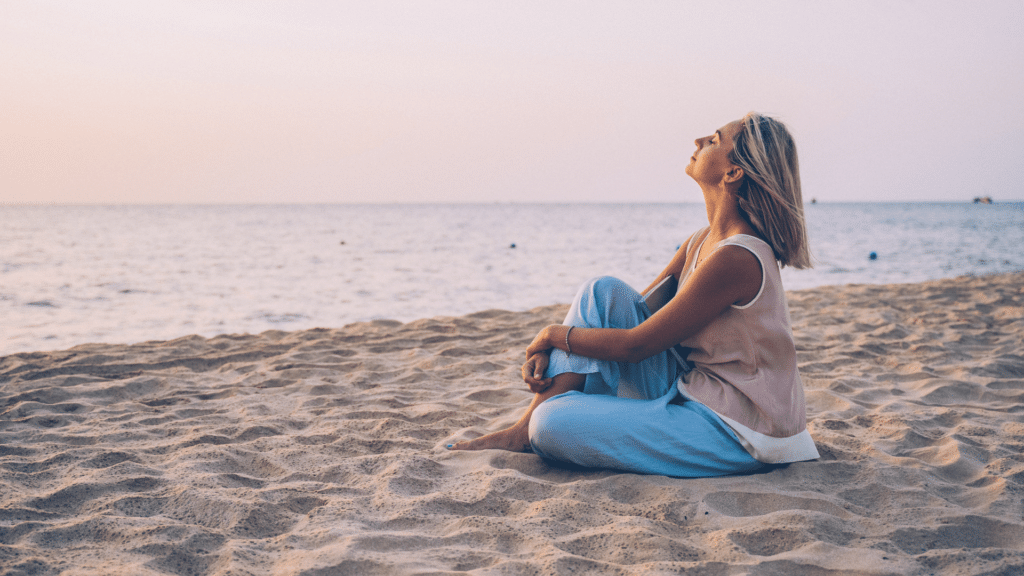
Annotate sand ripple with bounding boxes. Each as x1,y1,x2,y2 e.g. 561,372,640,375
2,273,1024,575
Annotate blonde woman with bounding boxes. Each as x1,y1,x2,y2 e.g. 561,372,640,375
449,113,819,477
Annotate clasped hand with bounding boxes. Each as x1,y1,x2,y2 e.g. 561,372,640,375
521,325,560,393
521,351,552,393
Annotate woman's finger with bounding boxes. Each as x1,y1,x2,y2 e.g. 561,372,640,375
528,378,552,393
522,355,552,393
524,325,555,358
532,353,549,380
524,341,544,358
522,360,541,384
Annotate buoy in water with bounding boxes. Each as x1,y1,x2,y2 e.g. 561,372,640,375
869,252,877,260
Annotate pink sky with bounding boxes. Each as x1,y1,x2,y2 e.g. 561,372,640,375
3,0,1022,203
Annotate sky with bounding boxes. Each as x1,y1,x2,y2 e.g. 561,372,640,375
2,0,1022,204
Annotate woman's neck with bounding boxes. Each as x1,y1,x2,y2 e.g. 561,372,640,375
703,187,755,240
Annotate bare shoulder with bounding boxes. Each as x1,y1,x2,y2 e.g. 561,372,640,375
697,244,763,305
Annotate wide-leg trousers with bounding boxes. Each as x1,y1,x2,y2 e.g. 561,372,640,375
528,276,763,477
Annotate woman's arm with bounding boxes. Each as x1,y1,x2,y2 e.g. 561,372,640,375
526,244,762,363
519,231,699,393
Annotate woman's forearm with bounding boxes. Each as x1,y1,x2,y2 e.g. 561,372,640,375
536,324,648,364
536,245,764,364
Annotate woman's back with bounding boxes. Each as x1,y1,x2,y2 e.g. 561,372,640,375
677,229,818,463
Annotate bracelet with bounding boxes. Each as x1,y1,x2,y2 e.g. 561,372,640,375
565,326,574,356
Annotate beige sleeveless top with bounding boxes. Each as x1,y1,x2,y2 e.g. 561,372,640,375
676,228,819,464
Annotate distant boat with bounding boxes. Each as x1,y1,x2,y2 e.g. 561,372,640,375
973,196,993,204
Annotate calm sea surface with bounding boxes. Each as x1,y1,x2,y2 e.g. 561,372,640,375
2,203,1022,356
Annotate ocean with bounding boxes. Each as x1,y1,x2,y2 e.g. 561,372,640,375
2,202,1022,356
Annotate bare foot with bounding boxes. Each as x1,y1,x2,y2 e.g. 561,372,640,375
448,425,530,452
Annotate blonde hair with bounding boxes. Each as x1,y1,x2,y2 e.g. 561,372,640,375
729,112,812,269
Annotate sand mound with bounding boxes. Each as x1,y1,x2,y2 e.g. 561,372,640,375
2,272,1023,575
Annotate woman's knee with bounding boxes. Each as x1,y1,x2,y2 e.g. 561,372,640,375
585,275,632,297
576,276,635,308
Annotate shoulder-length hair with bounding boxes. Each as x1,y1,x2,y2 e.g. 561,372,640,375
729,112,812,269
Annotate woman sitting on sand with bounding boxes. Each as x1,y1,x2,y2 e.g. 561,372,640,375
450,112,819,477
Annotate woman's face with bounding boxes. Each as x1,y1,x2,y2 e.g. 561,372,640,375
685,119,744,187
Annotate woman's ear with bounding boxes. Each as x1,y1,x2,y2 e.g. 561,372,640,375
724,166,744,184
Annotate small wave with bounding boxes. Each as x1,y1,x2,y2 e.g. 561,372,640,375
248,312,310,324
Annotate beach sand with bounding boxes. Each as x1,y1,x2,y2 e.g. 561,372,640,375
2,272,1023,575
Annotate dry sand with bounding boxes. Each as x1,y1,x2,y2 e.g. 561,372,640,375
2,272,1023,575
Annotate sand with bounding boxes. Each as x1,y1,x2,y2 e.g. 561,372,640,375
2,272,1023,575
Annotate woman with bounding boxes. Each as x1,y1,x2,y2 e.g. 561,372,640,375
449,112,819,477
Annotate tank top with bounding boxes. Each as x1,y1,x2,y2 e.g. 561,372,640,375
676,227,819,464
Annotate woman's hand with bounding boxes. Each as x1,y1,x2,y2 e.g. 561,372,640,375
522,351,553,393
525,324,559,359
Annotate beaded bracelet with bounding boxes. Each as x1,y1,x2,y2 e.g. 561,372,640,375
565,326,574,356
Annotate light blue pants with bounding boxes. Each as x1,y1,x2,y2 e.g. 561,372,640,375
528,276,763,478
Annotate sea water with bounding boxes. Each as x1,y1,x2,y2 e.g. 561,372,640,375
2,202,1022,356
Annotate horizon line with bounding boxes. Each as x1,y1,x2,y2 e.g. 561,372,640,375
5,199,1023,208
